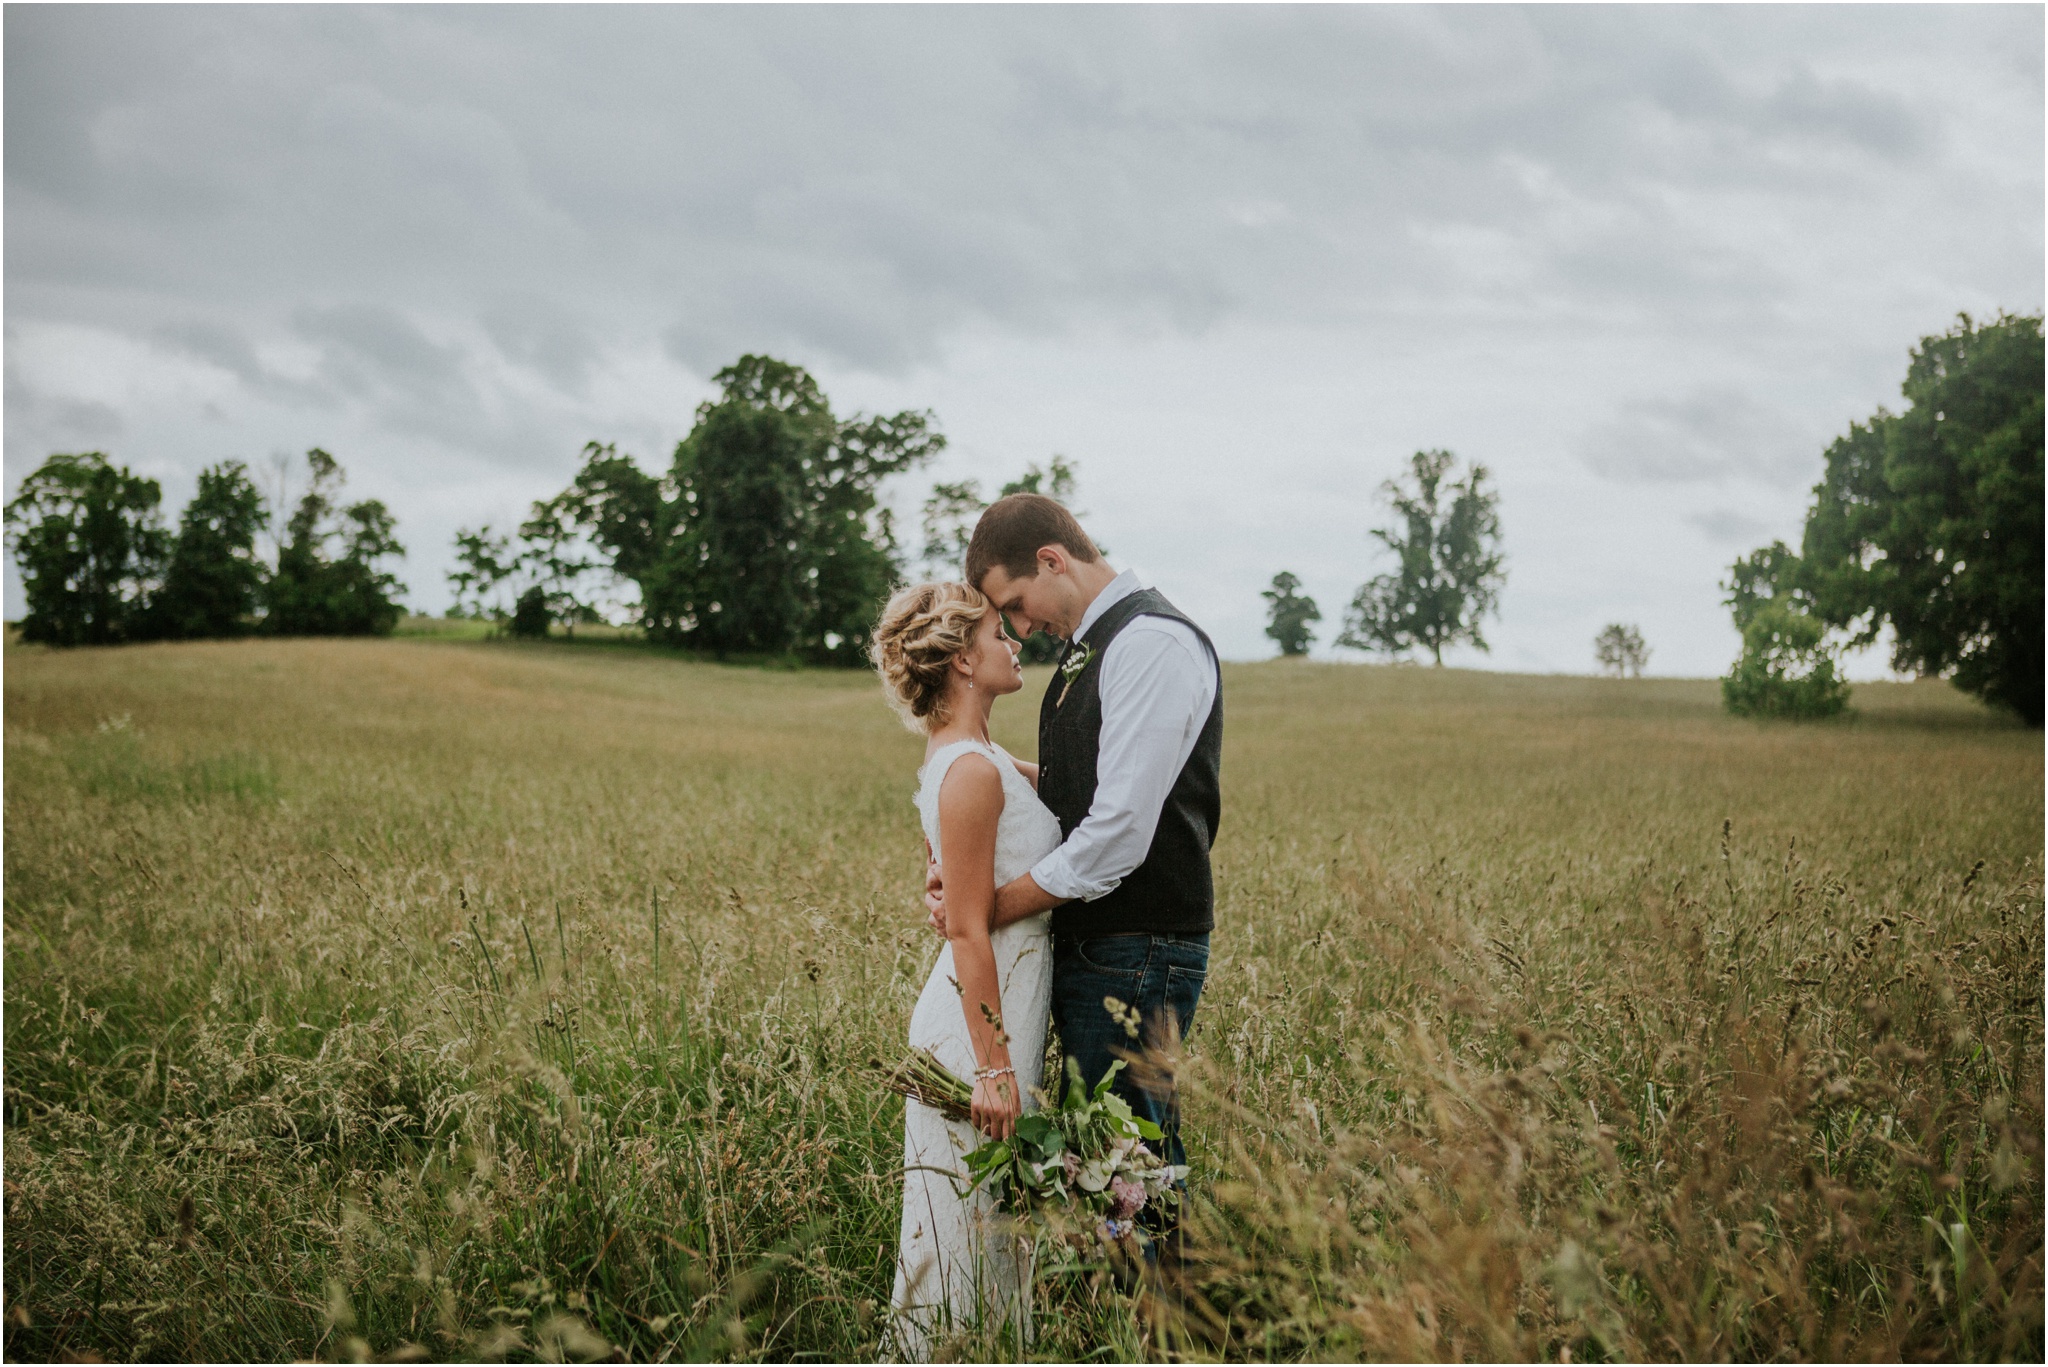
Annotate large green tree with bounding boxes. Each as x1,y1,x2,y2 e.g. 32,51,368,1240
4,451,169,646
145,461,268,639
553,356,942,662
264,449,407,636
1339,449,1504,666
1796,312,2042,724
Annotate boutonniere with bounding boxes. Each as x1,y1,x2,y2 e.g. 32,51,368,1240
1055,642,1094,707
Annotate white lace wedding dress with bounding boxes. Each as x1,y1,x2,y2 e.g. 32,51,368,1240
889,739,1062,1360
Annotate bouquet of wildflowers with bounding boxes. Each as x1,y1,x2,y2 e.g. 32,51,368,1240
875,1050,1186,1245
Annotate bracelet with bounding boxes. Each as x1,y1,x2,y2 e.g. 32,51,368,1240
975,1065,1015,1081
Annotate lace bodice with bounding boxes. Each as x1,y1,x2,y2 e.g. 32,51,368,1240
914,740,1064,891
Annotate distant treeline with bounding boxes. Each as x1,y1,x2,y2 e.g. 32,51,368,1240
4,445,402,646
1,346,1516,674
9,322,2039,724
1,355,1066,665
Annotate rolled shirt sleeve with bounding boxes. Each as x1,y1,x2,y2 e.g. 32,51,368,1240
1029,616,1218,903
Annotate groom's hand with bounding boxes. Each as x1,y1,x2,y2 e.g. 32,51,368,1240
924,853,947,937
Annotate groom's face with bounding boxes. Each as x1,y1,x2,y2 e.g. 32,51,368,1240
979,555,1078,643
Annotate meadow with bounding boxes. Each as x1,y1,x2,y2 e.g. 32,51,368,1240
3,634,2040,1362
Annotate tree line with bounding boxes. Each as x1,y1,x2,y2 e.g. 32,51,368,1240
4,446,403,645
2,355,1070,665
12,322,2038,725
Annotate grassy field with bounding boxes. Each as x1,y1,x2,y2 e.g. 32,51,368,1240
3,636,2040,1362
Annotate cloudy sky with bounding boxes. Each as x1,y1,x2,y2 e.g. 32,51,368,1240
6,3,2041,674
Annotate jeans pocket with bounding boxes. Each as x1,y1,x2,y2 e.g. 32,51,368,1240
1072,936,1149,980
1165,962,1207,1013
1163,938,1209,1029
1160,935,1209,978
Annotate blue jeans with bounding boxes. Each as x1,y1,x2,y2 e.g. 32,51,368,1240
1051,932,1210,1174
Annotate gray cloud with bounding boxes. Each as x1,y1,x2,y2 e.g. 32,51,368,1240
481,295,600,393
292,304,469,408
1686,507,1780,546
1578,388,1829,489
5,368,123,448
10,4,2026,374
151,319,268,388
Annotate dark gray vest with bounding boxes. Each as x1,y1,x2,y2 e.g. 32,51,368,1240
1038,587,1223,939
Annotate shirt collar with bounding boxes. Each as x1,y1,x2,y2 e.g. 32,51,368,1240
1074,567,1145,644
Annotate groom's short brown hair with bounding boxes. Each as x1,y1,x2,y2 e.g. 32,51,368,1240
964,494,1100,587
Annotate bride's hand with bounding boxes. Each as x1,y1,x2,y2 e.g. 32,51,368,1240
924,852,947,937
971,1073,1020,1141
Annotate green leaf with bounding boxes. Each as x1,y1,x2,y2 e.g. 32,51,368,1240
1014,1113,1056,1150
1133,1117,1164,1141
1065,1056,1088,1109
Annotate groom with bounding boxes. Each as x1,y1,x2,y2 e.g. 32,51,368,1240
928,492,1222,1192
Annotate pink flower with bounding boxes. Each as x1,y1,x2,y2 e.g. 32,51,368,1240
1062,1151,1082,1182
1110,1177,1146,1220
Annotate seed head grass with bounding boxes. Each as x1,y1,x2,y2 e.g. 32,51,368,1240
3,637,2038,1361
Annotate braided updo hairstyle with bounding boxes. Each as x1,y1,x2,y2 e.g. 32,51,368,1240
871,581,990,732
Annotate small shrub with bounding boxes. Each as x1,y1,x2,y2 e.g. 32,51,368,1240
1723,599,1851,719
508,585,552,640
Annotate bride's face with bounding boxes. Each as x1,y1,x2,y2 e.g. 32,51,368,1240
959,607,1024,698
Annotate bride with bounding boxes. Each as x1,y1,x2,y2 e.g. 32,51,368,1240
871,581,1063,1359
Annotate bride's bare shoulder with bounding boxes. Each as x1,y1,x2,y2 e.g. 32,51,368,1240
934,748,1004,816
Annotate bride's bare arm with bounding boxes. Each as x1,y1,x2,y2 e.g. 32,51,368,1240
925,800,1066,938
1009,757,1040,790
934,754,1020,1141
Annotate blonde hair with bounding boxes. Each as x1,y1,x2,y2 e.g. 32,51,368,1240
871,581,989,732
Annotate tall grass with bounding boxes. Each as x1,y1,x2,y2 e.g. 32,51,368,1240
3,637,2038,1361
